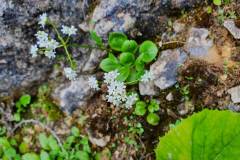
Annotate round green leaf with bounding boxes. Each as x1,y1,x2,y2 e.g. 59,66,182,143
134,101,147,116
119,52,135,65
139,40,158,63
155,109,240,160
121,40,138,53
213,0,221,6
19,94,31,107
116,65,130,81
40,150,50,160
148,99,160,113
19,142,29,154
108,32,128,51
100,57,120,72
22,153,40,160
146,113,160,126
135,56,145,72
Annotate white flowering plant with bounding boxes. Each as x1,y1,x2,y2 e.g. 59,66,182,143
100,32,158,84
30,13,105,80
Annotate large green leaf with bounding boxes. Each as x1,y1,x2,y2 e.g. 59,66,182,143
139,40,158,63
90,30,103,47
22,153,40,160
121,40,138,53
100,53,120,72
116,65,130,81
156,109,240,160
119,52,135,65
108,32,128,51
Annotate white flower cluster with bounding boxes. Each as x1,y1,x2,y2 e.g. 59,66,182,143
30,14,59,59
38,13,47,28
102,70,137,108
125,93,138,109
64,67,77,81
61,25,77,36
140,70,154,83
88,76,100,90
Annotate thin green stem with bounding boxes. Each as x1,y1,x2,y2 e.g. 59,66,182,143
48,22,74,68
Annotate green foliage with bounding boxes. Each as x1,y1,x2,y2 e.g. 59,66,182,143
139,40,158,63
155,109,240,160
100,32,158,84
134,99,160,126
14,94,31,121
134,101,147,116
146,113,160,126
108,32,128,51
22,153,40,160
213,0,221,5
90,30,103,48
0,137,21,159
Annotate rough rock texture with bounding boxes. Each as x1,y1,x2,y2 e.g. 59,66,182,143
139,81,159,96
0,0,205,112
223,20,240,39
184,27,213,59
150,48,187,90
0,0,91,97
228,86,240,104
52,75,95,113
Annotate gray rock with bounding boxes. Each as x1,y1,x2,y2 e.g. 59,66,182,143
139,81,159,96
223,20,240,39
228,86,240,104
184,27,213,59
150,48,187,90
166,92,174,101
0,0,91,97
52,75,95,114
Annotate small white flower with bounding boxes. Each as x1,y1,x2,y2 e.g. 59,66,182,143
64,67,77,81
88,76,100,90
44,50,56,59
38,13,47,27
35,31,49,47
61,25,77,36
30,45,38,57
47,39,59,50
125,93,138,109
104,70,119,84
140,70,154,83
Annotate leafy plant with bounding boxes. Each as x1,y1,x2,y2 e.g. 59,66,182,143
213,0,221,6
14,94,31,121
134,99,160,126
156,109,240,159
100,32,158,84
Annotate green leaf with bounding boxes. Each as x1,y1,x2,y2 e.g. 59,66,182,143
19,142,29,154
213,0,221,6
22,153,40,160
116,65,130,81
146,113,160,126
119,52,135,65
135,56,145,72
90,30,103,47
19,94,31,107
139,40,158,63
134,101,147,116
155,109,240,160
13,113,21,122
100,53,120,72
148,99,160,113
126,68,143,84
39,133,50,150
121,40,138,53
40,150,50,160
80,137,91,153
48,136,60,152
75,151,89,160
108,32,128,51
71,127,80,137
4,147,17,159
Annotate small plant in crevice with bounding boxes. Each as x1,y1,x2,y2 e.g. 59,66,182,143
14,94,31,122
134,99,160,126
